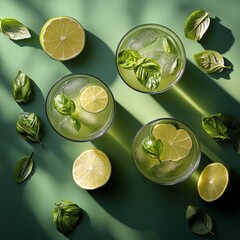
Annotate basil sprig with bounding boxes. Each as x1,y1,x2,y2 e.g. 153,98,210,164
186,205,215,235
12,70,33,103
118,49,141,69
14,152,34,184
53,200,82,235
184,9,210,41
0,18,31,40
142,136,163,159
54,93,81,131
16,112,43,146
194,50,231,73
202,113,240,154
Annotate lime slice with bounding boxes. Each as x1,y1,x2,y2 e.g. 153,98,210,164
197,162,229,202
80,85,108,113
152,123,192,161
39,16,85,61
72,149,111,190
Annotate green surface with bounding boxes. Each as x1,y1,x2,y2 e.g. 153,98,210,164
1,0,240,239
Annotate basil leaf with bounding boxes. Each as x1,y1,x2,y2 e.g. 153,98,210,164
70,114,81,131
213,113,239,129
118,49,141,69
12,70,33,103
142,136,163,159
53,200,82,235
16,112,43,146
194,50,231,73
0,18,31,40
184,9,210,41
186,205,215,235
14,152,34,184
134,58,162,90
54,94,76,115
202,114,230,141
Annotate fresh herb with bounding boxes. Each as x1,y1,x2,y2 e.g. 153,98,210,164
54,94,81,131
16,112,43,146
142,136,163,159
184,9,210,41
194,50,231,73
54,93,76,115
134,58,162,90
12,70,33,103
186,205,215,236
0,18,31,40
14,152,34,184
202,114,230,141
118,49,141,69
53,200,82,235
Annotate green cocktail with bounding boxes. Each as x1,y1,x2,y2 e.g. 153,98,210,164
45,73,115,141
116,24,186,94
132,118,201,185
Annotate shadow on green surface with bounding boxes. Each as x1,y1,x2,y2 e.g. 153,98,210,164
63,30,117,87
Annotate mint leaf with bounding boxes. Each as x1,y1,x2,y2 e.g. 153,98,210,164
142,136,163,159
0,18,31,40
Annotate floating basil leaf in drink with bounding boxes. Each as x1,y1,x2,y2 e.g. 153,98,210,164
53,200,82,235
186,205,215,235
54,93,76,115
184,9,210,41
142,136,163,159
12,70,33,103
14,152,34,184
0,18,31,40
16,112,43,146
117,49,141,69
194,50,231,73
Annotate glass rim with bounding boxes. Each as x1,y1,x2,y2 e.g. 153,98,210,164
45,73,116,142
131,117,201,185
115,23,186,95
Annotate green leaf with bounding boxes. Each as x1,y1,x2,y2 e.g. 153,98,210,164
186,205,215,235
69,114,81,131
0,18,31,40
12,70,33,103
215,113,239,129
117,49,141,69
134,58,162,90
194,50,231,73
142,136,163,159
53,200,82,235
54,93,76,115
184,9,210,41
202,114,230,141
16,112,43,146
14,152,34,184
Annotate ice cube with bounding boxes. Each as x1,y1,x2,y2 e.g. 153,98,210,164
62,78,89,96
127,28,160,51
59,116,79,135
150,160,183,178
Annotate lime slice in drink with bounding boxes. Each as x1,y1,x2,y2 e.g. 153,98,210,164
152,123,192,161
72,149,111,190
80,85,108,113
197,162,229,202
39,16,85,61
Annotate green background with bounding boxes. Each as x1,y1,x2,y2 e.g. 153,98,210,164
1,0,240,239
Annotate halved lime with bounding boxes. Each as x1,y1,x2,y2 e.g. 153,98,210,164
197,162,229,202
39,16,85,61
72,149,111,190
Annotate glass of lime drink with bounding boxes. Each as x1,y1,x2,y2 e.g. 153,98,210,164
116,24,186,94
132,118,201,185
45,73,115,141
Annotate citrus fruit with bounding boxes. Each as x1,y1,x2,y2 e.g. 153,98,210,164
72,149,111,190
197,162,229,202
80,85,108,113
39,16,85,61
152,123,192,161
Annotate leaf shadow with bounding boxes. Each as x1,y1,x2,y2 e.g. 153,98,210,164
11,29,41,49
199,17,235,54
